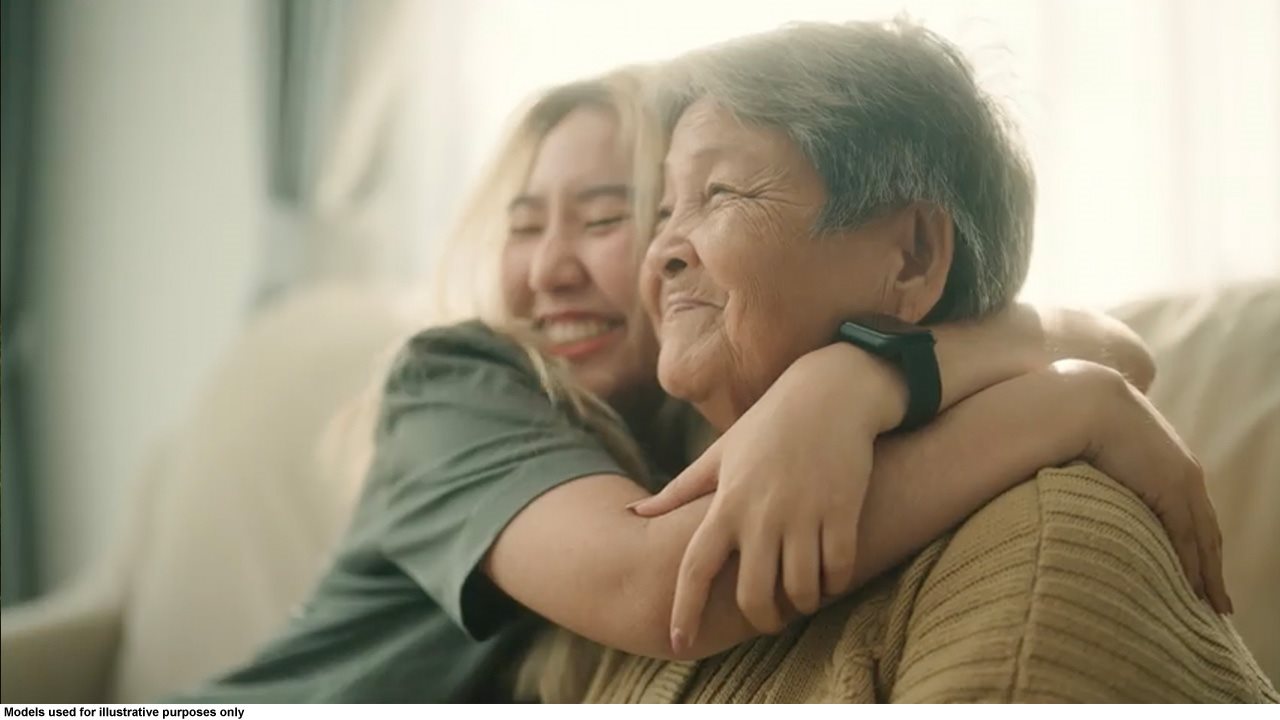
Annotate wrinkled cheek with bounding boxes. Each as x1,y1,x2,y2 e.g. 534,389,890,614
724,300,789,401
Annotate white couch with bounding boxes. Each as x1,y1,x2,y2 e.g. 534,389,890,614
1,282,428,703
2,280,1276,702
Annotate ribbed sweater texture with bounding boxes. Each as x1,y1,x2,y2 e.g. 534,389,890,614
556,465,1277,703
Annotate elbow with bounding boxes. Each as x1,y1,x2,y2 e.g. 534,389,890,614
628,607,706,662
615,564,728,663
620,586,748,663
612,562,688,661
1119,333,1157,393
610,515,746,662
1100,313,1157,393
1132,347,1157,394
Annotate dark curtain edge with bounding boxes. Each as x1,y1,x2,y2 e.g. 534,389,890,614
1,0,43,604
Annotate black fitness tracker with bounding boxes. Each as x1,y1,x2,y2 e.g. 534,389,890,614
835,315,942,433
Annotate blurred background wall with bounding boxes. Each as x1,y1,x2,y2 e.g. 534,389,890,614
2,0,1277,603
4,0,263,600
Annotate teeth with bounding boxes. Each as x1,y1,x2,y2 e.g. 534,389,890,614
542,319,617,345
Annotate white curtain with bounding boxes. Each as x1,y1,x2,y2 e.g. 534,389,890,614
261,0,426,302
388,0,1279,309
1020,0,1280,308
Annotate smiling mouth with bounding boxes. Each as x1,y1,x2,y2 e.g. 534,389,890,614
663,297,720,317
538,317,625,359
541,318,621,344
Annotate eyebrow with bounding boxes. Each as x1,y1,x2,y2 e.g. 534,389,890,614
662,144,733,179
689,145,730,162
507,183,631,212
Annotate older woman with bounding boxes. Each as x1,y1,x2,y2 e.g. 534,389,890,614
523,20,1277,702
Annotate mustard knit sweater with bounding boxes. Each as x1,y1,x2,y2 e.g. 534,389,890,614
524,464,1278,703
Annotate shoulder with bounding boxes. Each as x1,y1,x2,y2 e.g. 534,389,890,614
894,464,1276,702
385,320,538,398
372,319,556,440
921,463,1181,613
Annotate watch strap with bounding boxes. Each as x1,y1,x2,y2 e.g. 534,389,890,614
895,335,942,433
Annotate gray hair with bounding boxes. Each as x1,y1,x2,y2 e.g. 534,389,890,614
653,19,1035,322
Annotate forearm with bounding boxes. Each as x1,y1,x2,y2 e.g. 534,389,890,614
849,364,1089,587
652,309,1154,657
928,303,1155,411
485,472,751,661
487,471,819,661
650,348,1111,655
489,307,1152,660
1034,306,1155,391
688,353,1230,639
635,502,756,659
647,366,1098,660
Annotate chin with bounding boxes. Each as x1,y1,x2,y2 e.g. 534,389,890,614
572,364,619,401
655,353,700,405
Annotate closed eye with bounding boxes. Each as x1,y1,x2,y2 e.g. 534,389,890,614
509,225,543,239
585,215,628,231
707,182,739,200
655,206,672,232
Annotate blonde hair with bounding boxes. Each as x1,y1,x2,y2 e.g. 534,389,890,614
422,67,670,702
429,67,665,327
330,67,670,487
318,69,677,701
313,72,676,701
383,66,668,487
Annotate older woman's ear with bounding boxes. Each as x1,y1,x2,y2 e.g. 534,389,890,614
891,202,955,323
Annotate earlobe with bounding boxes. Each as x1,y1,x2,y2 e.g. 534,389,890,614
894,203,954,323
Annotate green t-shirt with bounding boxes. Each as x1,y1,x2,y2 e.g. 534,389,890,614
180,321,627,702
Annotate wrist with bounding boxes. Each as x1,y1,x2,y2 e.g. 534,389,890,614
929,305,1045,410
798,343,908,434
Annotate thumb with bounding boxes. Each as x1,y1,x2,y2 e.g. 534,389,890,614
629,444,721,517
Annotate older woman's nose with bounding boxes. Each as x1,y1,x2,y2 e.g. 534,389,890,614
661,257,687,278
645,223,698,281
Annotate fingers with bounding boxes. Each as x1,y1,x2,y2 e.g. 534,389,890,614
820,519,858,598
1208,497,1233,614
1161,499,1206,605
736,533,783,635
630,449,719,517
1188,480,1232,614
782,531,821,615
670,520,732,655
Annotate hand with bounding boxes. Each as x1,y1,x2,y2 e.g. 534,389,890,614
630,344,904,653
1056,360,1232,613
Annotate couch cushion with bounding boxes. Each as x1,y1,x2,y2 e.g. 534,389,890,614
1109,279,1280,683
111,283,426,702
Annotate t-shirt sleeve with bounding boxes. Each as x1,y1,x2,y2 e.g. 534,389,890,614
370,322,628,640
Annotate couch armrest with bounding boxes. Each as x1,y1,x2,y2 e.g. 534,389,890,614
1,583,124,703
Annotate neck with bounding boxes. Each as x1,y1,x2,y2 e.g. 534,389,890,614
691,382,755,435
615,385,688,479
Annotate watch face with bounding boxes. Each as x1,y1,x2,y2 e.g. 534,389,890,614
838,315,934,354
836,316,941,434
850,313,930,338
838,321,892,349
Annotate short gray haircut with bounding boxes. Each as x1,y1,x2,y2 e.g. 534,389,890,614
653,19,1035,322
